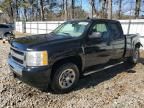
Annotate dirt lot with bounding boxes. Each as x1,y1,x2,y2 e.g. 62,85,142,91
0,40,144,108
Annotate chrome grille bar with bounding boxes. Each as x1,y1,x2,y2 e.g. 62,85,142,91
10,47,25,66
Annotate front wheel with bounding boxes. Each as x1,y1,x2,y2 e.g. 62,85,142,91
51,63,79,93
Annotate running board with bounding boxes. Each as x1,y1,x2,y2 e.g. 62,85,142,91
83,61,124,76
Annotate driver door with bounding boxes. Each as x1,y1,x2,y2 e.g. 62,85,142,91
84,22,113,69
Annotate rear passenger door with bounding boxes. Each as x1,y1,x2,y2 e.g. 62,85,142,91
109,22,125,60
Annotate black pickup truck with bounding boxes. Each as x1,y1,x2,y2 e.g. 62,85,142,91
8,19,142,93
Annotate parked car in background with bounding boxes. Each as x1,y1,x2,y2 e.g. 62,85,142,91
8,19,142,93
0,24,15,41
7,23,15,30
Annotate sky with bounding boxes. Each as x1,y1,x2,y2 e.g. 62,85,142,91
82,0,91,12
0,0,144,17
79,0,144,16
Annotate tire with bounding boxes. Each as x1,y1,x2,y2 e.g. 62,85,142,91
51,63,79,93
5,33,14,41
128,47,140,65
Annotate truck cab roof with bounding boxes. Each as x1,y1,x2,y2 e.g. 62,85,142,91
67,18,120,23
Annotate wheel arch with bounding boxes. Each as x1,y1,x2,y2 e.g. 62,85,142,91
50,55,83,80
135,42,142,48
4,32,12,36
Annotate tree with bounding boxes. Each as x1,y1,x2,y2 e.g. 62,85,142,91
107,0,112,19
64,0,68,20
40,0,45,20
99,0,107,18
135,0,141,18
15,0,19,20
71,0,75,19
0,0,14,22
89,0,99,18
21,0,31,21
118,0,122,19
28,0,35,21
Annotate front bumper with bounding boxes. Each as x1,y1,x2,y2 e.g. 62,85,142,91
8,57,51,89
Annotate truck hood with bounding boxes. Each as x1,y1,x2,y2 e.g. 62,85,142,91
11,33,74,51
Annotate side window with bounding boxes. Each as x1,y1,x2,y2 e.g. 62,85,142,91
92,23,108,33
96,24,107,32
90,23,110,42
0,25,9,28
110,23,122,39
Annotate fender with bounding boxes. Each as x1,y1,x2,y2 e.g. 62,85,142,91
49,46,85,71
132,34,143,49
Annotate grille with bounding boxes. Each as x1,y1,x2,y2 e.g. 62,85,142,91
10,47,25,65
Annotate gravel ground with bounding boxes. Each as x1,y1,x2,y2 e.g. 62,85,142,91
0,41,144,108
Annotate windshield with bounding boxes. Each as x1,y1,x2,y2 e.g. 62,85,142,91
52,21,89,37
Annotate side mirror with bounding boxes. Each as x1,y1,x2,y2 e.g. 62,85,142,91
89,32,102,39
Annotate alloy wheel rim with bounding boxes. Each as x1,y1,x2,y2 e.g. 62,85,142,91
59,69,76,89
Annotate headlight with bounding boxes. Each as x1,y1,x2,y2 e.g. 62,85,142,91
26,51,48,66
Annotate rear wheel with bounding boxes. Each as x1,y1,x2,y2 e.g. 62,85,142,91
128,47,140,65
51,63,79,93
